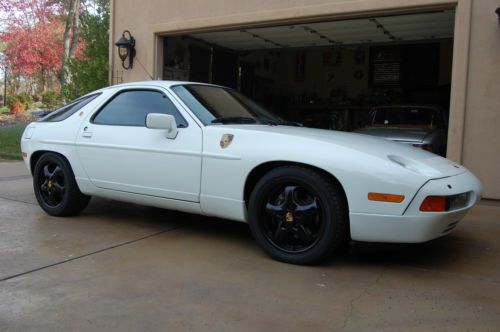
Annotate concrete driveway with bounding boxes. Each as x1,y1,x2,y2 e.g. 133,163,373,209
1,160,499,331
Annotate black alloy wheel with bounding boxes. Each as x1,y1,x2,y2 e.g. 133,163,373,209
248,166,348,265
33,153,90,216
263,184,323,253
38,162,66,208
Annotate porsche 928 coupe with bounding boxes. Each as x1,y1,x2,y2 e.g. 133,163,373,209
21,81,482,264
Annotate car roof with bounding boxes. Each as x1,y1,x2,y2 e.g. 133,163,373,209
101,80,220,91
77,80,231,102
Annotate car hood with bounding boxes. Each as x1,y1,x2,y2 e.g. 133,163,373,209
219,124,464,179
353,127,433,143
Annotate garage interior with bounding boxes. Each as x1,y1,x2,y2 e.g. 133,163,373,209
161,10,454,142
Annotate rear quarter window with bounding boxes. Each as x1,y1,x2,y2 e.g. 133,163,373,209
39,93,101,122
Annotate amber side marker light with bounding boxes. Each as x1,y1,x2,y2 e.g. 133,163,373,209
420,196,447,212
368,192,405,203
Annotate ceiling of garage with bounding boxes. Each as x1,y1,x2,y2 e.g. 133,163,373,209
189,10,455,50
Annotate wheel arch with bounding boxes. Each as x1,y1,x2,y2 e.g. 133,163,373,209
30,150,72,175
243,161,349,213
30,149,91,216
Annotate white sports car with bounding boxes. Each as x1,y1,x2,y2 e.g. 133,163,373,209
21,81,482,264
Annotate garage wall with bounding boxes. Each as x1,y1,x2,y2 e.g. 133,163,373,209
110,0,500,200
272,42,452,101
461,0,500,199
274,47,370,100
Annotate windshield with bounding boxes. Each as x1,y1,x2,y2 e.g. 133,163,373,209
171,84,285,125
371,107,441,128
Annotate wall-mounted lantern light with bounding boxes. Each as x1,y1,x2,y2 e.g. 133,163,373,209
115,30,136,69
496,7,500,26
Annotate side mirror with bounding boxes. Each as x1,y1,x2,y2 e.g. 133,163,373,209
146,113,178,139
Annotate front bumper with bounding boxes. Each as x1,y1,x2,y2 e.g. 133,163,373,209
349,170,482,243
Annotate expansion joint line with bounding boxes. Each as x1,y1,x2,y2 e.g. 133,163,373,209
0,226,182,282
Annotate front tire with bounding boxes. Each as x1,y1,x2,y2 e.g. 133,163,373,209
248,166,348,264
33,153,90,216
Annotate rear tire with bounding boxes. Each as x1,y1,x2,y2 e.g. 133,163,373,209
248,166,348,264
33,152,90,216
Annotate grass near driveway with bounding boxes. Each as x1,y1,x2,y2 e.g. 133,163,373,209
0,123,26,159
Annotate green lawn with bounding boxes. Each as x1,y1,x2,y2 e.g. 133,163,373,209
0,123,27,159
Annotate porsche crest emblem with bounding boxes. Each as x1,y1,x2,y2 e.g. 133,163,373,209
220,134,234,149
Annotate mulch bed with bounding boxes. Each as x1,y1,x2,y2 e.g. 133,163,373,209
0,113,38,128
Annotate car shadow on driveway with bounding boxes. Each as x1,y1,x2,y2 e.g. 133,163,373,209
91,200,495,279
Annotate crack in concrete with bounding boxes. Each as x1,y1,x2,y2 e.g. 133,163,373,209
0,195,37,205
336,269,385,332
332,263,499,332
0,175,31,181
401,265,500,284
0,226,183,282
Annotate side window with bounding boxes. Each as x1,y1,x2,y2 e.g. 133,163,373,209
92,90,187,127
40,93,101,122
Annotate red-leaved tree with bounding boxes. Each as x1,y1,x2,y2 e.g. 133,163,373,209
0,0,85,92
0,0,58,28
2,21,65,76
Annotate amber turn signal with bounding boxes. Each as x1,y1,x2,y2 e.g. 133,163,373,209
420,196,447,212
368,192,405,203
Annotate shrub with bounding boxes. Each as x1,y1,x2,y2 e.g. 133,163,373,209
17,92,32,110
10,100,25,115
6,95,17,108
5,93,32,110
41,90,60,110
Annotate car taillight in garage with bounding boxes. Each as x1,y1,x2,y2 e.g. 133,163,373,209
412,143,433,152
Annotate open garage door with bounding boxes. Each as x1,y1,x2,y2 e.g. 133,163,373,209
162,10,455,156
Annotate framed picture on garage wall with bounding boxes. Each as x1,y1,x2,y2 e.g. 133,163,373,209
369,46,401,87
369,44,439,88
323,47,342,67
295,50,306,82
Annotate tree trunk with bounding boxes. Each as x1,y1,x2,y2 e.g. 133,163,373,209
60,0,74,87
39,69,46,95
60,0,80,94
69,0,80,58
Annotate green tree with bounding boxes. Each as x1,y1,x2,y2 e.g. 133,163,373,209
62,0,109,101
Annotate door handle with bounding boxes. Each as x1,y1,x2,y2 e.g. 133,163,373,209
82,132,93,138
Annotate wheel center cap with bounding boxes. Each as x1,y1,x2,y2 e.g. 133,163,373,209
48,180,53,188
285,211,294,222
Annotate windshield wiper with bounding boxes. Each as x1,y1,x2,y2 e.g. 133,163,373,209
211,117,257,124
259,119,279,126
259,119,303,127
279,121,303,127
